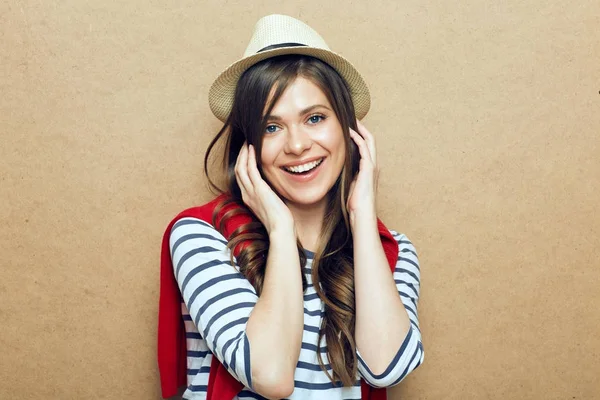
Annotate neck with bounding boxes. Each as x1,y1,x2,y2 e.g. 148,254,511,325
285,198,327,253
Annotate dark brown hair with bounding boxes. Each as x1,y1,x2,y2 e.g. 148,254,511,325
204,55,361,386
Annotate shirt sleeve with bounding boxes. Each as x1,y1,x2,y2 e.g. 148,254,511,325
169,217,258,389
358,231,424,387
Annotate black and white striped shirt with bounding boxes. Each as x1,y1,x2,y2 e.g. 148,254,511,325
170,217,424,399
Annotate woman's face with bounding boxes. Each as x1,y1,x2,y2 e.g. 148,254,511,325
260,77,346,210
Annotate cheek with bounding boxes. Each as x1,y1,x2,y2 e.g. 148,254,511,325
330,132,347,162
315,123,345,151
260,143,275,166
260,142,280,179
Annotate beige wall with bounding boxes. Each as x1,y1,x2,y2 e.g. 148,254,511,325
1,0,599,398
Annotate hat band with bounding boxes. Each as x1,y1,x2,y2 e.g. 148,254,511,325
257,42,307,53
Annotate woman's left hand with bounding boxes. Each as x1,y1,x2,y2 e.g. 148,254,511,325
347,120,379,224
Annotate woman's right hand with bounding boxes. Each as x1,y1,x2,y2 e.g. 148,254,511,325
235,143,295,236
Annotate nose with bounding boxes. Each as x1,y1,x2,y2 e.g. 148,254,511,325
284,125,312,155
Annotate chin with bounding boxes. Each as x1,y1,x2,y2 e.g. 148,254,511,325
280,186,333,208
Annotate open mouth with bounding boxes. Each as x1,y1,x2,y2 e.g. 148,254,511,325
282,158,324,175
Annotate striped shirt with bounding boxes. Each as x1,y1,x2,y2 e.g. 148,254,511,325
169,217,424,399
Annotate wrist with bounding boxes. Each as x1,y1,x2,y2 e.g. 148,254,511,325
349,208,378,229
265,214,295,236
268,224,297,243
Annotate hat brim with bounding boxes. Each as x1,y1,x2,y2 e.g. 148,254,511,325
208,46,371,122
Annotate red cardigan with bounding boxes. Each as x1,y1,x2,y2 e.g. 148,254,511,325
158,194,397,400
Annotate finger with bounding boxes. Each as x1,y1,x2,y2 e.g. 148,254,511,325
235,145,253,195
355,120,374,140
346,178,356,206
234,141,247,171
349,129,373,164
348,178,357,198
355,120,377,165
234,145,245,191
246,145,263,187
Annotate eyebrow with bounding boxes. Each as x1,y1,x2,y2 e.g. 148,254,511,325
266,104,332,121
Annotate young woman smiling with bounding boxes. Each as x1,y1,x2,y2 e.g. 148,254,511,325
158,14,424,400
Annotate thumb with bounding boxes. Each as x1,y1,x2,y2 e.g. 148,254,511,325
347,179,357,209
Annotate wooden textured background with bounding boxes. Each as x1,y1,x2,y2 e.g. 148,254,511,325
1,0,598,398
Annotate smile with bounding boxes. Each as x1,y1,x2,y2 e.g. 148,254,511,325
282,158,324,174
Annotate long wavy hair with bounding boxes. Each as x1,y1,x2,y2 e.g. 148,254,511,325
203,55,361,386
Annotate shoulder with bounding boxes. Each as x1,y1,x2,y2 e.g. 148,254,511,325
388,230,420,278
167,193,254,242
166,193,237,234
165,195,229,248
170,194,228,225
169,216,229,258
388,230,418,255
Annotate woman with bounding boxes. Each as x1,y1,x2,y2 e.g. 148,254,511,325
158,14,423,400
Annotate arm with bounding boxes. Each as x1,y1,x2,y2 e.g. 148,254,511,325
170,217,256,389
356,230,424,387
347,121,423,385
237,143,305,397
245,227,303,398
170,217,302,399
353,215,412,373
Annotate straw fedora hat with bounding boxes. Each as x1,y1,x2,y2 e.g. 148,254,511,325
208,14,371,122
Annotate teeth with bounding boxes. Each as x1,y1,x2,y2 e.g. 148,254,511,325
284,158,323,173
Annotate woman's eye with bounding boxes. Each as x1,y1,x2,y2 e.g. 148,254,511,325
308,115,324,124
265,125,279,134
